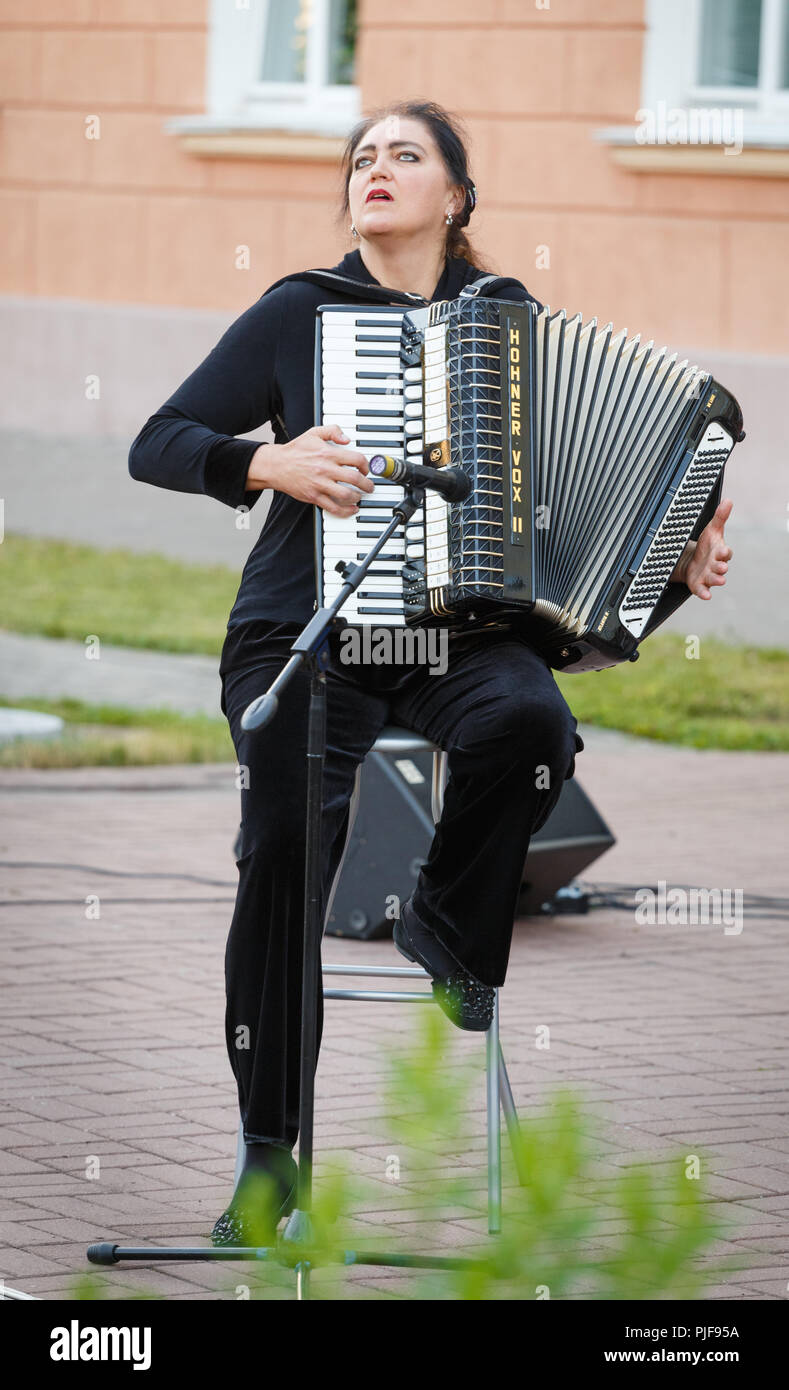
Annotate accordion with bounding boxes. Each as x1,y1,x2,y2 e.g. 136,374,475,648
313,295,744,671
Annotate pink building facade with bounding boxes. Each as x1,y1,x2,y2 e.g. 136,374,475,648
2,0,786,641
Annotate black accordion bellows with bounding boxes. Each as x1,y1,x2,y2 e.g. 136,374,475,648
314,295,744,672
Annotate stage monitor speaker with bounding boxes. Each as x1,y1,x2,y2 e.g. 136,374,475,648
325,745,615,941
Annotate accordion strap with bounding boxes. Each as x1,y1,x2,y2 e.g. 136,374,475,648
457,273,504,298
260,266,534,307
260,268,429,307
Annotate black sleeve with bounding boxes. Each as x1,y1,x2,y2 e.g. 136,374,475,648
128,286,287,511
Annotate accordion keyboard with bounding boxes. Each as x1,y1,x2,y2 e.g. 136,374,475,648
318,308,423,624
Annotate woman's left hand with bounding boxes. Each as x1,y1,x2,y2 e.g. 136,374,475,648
673,497,734,599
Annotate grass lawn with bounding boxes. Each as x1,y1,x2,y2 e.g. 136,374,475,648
0,696,233,768
0,533,235,656
555,639,788,751
1,533,787,762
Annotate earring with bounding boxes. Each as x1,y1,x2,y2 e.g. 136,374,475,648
351,222,359,237
445,213,453,226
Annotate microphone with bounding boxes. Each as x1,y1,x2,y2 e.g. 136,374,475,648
368,454,472,503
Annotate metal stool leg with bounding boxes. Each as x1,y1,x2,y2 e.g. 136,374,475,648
486,991,502,1233
234,1116,245,1185
499,1045,529,1187
431,747,449,823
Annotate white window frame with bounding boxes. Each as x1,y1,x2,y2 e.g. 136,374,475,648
177,0,360,137
641,0,789,141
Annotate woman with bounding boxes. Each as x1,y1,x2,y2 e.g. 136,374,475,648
128,100,734,1246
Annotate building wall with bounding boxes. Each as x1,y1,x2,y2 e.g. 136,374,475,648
2,0,787,354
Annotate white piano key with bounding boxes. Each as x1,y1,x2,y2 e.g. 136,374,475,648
323,385,403,399
355,600,407,612
321,310,405,322
321,423,406,438
334,523,423,537
322,392,404,408
323,556,406,571
322,353,403,371
320,409,403,422
322,541,409,555
322,381,403,395
356,578,406,592
322,364,404,379
322,322,403,335
322,335,402,349
323,408,404,421
323,378,405,392
322,404,404,415
321,516,414,533
325,572,408,590
322,398,404,412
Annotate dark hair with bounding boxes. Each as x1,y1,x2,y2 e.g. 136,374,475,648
338,98,493,271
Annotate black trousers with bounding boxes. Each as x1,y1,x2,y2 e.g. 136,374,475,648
219,621,583,1150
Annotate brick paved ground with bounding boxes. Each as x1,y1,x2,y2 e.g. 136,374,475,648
0,737,787,1301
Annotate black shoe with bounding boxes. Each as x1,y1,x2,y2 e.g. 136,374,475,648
210,1152,298,1247
393,897,495,1032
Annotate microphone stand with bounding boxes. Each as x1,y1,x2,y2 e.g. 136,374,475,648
87,478,489,1297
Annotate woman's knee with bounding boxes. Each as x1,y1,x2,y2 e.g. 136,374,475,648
235,759,307,857
236,807,305,863
237,766,357,864
469,685,578,773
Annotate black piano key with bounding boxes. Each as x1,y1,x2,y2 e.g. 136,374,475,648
349,410,406,418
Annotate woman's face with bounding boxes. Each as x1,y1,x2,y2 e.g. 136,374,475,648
347,115,464,245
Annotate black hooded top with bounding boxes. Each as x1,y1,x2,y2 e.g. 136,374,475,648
128,249,543,643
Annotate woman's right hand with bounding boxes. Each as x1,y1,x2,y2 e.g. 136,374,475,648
247,423,376,517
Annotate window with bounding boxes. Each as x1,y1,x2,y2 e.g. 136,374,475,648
259,0,356,85
691,0,789,109
181,0,360,137
640,0,789,141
